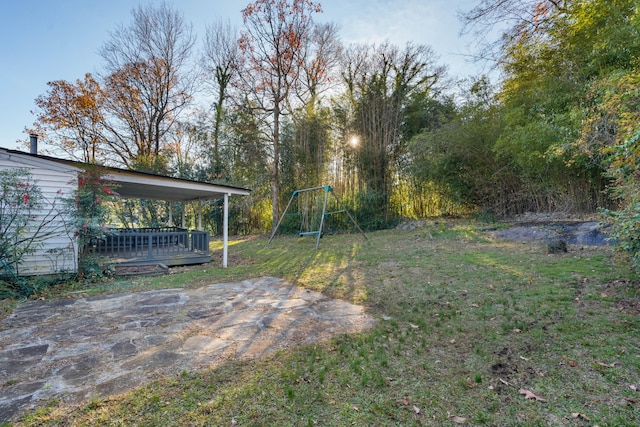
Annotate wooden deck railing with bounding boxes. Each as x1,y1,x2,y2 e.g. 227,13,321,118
90,227,210,265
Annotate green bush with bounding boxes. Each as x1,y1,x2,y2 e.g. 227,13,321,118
353,190,398,231
602,129,640,272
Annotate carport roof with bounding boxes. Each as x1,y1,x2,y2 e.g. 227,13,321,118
1,148,251,202
102,168,250,202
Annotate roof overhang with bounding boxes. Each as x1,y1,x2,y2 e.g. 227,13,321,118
0,148,251,202
103,169,251,202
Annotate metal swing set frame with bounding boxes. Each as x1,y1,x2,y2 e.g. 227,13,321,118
268,185,368,249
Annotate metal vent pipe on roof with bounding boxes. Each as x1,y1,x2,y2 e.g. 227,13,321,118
29,134,38,154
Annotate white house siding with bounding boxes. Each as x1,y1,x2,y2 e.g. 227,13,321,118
0,149,79,275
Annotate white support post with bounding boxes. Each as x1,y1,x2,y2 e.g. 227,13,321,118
167,202,173,226
197,199,202,230
181,203,186,228
223,193,229,268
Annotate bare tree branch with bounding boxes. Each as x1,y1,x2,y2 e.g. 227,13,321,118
98,2,196,168
458,0,569,67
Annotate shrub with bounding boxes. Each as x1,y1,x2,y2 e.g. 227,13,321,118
70,166,118,279
602,129,640,272
1,168,43,271
353,190,398,231
0,168,68,298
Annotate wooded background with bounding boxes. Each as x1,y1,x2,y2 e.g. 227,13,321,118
29,0,640,244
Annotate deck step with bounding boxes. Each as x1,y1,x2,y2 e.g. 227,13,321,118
113,263,169,277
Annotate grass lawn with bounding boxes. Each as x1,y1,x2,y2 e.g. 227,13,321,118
6,221,640,426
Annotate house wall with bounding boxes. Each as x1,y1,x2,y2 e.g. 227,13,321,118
0,149,79,275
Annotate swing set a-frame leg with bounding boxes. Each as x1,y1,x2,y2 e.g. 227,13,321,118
268,186,368,248
268,191,297,244
330,191,368,241
315,188,329,249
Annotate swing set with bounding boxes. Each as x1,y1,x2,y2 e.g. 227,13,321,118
268,185,368,249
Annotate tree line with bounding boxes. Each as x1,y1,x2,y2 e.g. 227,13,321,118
29,0,640,266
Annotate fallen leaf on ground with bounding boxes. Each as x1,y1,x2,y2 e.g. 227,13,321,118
499,378,511,386
398,396,409,406
629,384,638,392
597,362,616,368
567,361,578,367
519,356,530,361
571,412,590,420
409,323,419,329
470,303,479,308
413,405,420,414
519,389,546,402
450,415,467,424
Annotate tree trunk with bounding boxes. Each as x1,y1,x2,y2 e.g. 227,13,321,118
271,103,281,232
212,69,229,176
213,89,223,175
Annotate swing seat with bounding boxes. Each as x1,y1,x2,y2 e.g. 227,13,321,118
298,231,320,237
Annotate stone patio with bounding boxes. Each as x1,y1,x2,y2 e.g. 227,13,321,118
0,277,374,422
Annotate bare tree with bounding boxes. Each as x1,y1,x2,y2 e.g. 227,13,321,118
238,0,323,230
201,20,240,176
99,2,196,169
285,22,342,193
299,22,343,105
459,0,569,66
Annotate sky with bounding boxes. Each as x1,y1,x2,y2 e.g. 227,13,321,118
0,0,485,150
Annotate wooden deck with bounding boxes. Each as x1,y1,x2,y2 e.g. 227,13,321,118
91,227,211,266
